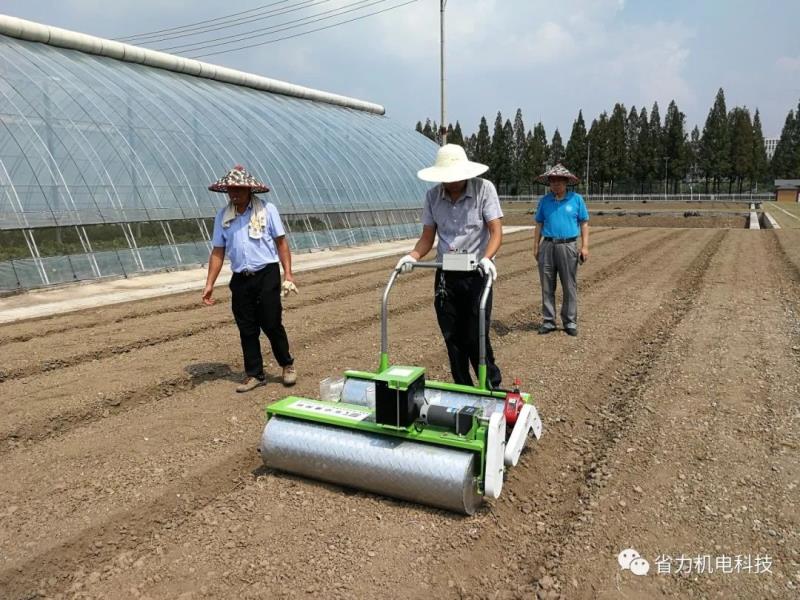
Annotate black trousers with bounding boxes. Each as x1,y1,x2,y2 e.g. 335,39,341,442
433,269,502,389
229,263,293,378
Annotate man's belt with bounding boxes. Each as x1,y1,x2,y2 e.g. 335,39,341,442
238,266,267,277
542,236,577,244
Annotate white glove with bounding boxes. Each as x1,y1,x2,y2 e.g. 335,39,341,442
395,254,417,273
281,280,298,297
479,257,497,281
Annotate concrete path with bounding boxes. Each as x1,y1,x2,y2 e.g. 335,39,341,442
0,226,533,324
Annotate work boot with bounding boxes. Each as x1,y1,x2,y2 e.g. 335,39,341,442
282,365,297,386
538,324,556,335
236,376,265,393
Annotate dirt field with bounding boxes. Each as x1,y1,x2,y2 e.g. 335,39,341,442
502,202,751,229
1,226,799,600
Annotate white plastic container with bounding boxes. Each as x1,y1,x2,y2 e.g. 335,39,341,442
319,376,345,402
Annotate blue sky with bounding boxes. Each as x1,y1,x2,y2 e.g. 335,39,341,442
3,1,799,140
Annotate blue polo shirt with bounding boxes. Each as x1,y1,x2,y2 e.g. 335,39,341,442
534,191,589,239
211,202,285,273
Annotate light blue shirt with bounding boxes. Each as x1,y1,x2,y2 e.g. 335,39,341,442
534,191,589,239
211,202,286,273
421,178,503,262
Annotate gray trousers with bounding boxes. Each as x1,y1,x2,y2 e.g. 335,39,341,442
538,239,579,330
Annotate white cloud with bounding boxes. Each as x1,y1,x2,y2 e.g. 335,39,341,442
3,0,700,132
587,21,695,113
777,55,800,71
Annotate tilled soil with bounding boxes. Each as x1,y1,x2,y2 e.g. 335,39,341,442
587,215,747,229
0,227,798,600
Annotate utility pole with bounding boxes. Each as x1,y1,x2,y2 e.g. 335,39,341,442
663,156,670,200
440,0,447,146
585,139,591,197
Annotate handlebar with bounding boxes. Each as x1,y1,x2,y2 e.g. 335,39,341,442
380,260,494,390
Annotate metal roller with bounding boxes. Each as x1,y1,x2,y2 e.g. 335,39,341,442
260,416,482,514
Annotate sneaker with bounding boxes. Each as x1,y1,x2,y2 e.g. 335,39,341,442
236,376,265,393
564,327,578,337
282,365,297,386
538,324,556,335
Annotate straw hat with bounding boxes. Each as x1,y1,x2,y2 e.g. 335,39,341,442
536,163,580,185
209,165,270,193
417,144,489,183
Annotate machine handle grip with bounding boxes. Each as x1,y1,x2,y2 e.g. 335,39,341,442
396,261,442,271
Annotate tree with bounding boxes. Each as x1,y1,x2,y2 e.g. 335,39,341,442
564,110,588,190
699,88,730,192
688,125,701,189
751,109,768,189
649,102,664,191
770,109,796,179
634,106,652,192
512,109,527,194
663,100,689,192
607,103,628,193
587,114,609,193
415,121,424,135
450,121,465,147
474,116,491,167
420,118,441,142
625,106,640,189
464,133,477,160
502,119,516,193
422,118,434,141
549,129,565,165
489,112,507,190
728,107,754,192
794,99,800,177
525,123,548,192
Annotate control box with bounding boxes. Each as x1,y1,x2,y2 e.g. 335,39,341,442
373,365,425,428
442,252,478,272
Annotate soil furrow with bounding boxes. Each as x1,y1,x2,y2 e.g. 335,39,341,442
0,450,255,599
0,230,634,382
0,231,681,596
0,229,668,451
409,229,723,599
492,228,685,334
529,231,727,585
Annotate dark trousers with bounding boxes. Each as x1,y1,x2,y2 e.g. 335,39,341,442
229,263,293,378
433,269,502,389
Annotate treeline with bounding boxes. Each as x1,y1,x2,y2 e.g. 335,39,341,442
416,89,800,195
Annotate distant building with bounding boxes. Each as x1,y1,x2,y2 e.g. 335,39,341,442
765,138,779,160
774,180,800,202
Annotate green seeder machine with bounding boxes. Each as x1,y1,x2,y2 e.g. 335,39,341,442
259,254,542,514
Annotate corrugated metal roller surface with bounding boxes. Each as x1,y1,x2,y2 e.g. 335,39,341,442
260,416,481,514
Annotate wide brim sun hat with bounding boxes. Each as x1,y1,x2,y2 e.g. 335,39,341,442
209,165,270,193
417,144,489,183
536,163,580,185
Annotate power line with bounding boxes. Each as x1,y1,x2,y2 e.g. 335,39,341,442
123,0,329,45
188,0,419,59
159,0,384,53
115,1,293,41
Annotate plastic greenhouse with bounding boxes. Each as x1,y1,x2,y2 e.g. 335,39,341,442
0,15,437,292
